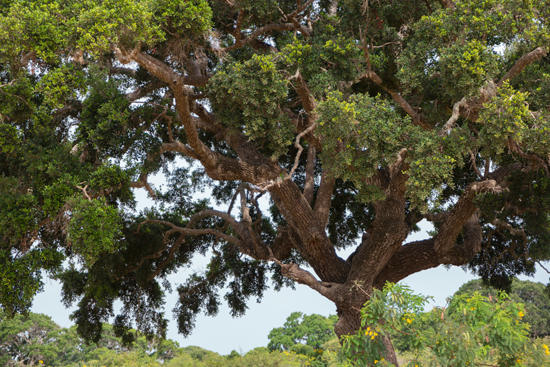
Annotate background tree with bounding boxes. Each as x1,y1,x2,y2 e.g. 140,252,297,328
267,312,338,353
0,311,181,366
2,0,550,365
0,310,62,366
455,278,550,338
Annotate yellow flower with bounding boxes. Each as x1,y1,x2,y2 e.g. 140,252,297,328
518,311,524,318
406,318,413,324
371,335,376,339
543,344,549,356
374,360,378,364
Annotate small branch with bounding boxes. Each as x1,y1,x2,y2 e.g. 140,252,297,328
130,174,156,199
451,47,547,124
491,218,527,242
536,261,550,274
76,184,92,202
268,249,341,302
497,47,548,88
161,141,199,160
289,123,317,178
303,145,316,205
469,150,484,179
441,97,467,136
220,23,311,52
362,70,429,129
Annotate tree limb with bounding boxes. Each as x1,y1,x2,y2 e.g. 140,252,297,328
361,70,430,130
303,145,316,205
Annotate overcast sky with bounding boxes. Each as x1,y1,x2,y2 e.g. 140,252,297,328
31,173,550,356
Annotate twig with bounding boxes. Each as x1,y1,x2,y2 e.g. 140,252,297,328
76,184,92,202
536,261,550,274
469,150,484,179
289,123,317,178
441,97,467,136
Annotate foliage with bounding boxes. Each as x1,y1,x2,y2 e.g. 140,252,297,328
2,1,550,362
268,312,338,352
341,282,550,367
454,278,550,338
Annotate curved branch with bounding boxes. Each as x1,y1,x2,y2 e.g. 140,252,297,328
161,141,199,160
454,47,548,124
303,145,316,205
497,47,548,87
130,173,156,198
221,23,311,52
374,212,482,288
434,180,505,257
361,70,430,130
289,123,317,178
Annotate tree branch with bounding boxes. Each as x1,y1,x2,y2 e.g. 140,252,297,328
434,180,505,257
130,173,156,198
289,123,317,178
438,0,456,9
453,47,548,124
303,145,316,205
313,169,335,228
497,47,548,88
361,70,430,129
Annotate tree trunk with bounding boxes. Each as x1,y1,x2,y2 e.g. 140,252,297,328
335,295,400,366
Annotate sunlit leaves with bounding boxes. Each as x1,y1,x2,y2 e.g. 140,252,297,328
479,82,550,159
209,54,293,158
150,0,212,38
317,92,469,209
342,283,550,367
73,0,160,55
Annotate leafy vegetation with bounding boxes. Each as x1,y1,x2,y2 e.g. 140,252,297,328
2,0,550,365
340,283,550,367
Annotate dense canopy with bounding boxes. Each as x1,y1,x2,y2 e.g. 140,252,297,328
2,0,550,364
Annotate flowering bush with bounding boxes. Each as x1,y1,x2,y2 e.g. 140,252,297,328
340,283,550,367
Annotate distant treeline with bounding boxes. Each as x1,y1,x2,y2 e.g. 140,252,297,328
1,279,549,366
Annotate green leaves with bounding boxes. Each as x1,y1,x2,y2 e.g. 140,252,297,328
36,64,87,109
479,82,550,159
209,54,293,158
68,197,122,267
72,0,160,55
150,0,212,38
317,92,415,199
0,248,63,316
268,312,338,352
341,283,550,367
317,92,469,209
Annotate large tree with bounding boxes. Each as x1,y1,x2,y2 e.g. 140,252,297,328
2,0,550,364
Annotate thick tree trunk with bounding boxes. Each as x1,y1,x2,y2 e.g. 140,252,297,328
335,293,400,366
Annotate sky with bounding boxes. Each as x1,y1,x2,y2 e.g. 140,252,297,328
30,175,550,356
